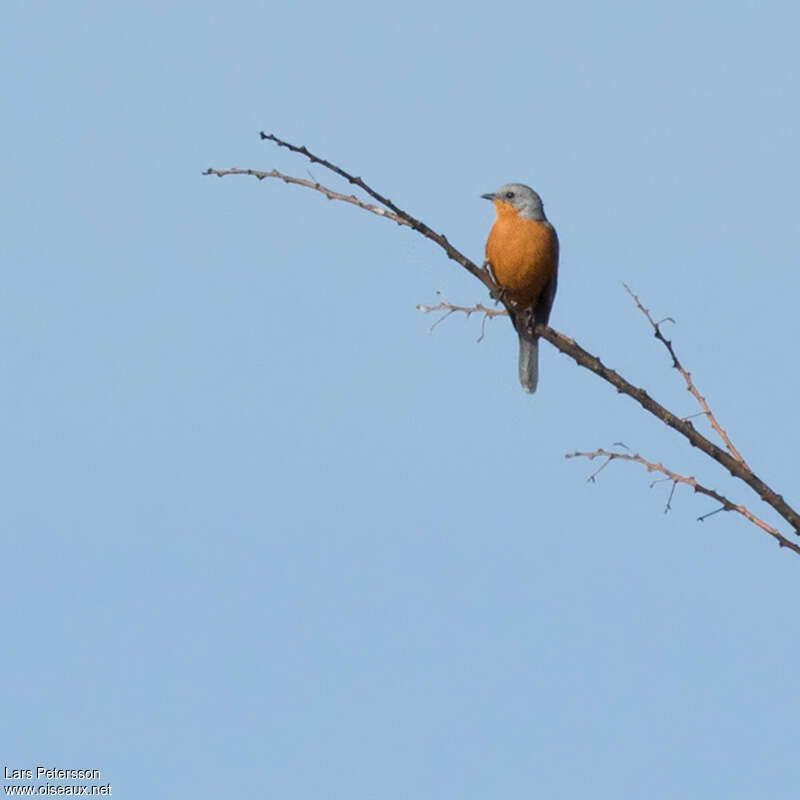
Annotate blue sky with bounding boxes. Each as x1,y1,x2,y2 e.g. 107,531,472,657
3,0,799,797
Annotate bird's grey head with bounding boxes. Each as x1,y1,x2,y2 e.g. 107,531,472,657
481,183,546,221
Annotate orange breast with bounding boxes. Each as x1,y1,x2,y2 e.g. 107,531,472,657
485,202,558,307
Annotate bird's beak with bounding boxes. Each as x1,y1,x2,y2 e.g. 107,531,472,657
481,192,496,201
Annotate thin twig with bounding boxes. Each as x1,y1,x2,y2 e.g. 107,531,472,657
698,506,726,522
566,449,800,556
415,301,507,319
202,168,411,227
664,479,678,513
624,283,749,469
415,301,507,341
587,456,615,482
682,411,710,422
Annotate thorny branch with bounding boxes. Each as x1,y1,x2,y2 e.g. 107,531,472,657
204,133,800,555
565,449,800,556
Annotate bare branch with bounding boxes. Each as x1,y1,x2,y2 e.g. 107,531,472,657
258,133,497,291
415,301,508,319
624,283,749,469
415,301,508,341
566,449,800,556
541,324,800,533
202,167,412,227
415,301,800,536
204,138,800,542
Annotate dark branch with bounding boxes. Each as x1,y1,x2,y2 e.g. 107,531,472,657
259,132,495,290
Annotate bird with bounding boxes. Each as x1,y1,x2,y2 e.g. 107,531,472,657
482,183,559,393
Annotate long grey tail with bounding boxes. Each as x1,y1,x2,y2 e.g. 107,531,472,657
518,336,539,393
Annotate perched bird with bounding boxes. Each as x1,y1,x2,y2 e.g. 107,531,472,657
482,183,559,393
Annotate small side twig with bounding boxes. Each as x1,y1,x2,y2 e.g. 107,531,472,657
202,168,411,227
698,506,727,522
566,448,799,555
664,479,678,513
624,283,749,469
416,301,508,342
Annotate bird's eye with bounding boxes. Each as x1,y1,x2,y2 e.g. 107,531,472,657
505,191,515,199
